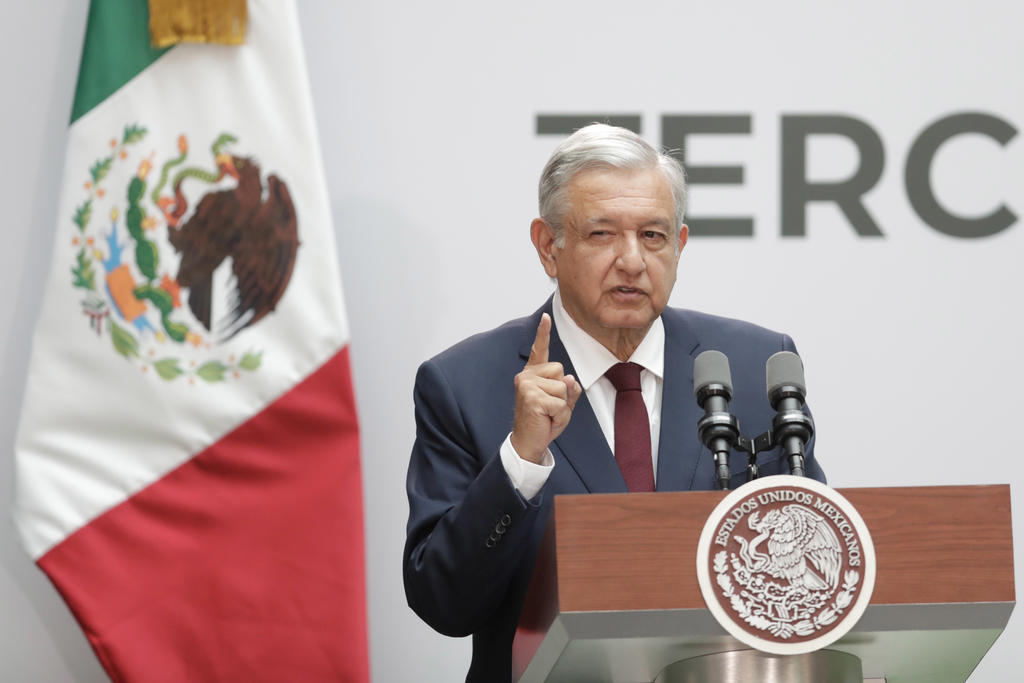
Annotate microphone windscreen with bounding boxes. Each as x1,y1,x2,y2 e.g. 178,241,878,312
694,350,733,396
766,351,806,398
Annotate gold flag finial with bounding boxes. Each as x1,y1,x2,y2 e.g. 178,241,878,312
149,0,247,48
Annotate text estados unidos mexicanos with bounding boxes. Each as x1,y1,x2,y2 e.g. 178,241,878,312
713,490,862,566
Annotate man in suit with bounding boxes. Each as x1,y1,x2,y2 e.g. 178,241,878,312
403,124,825,682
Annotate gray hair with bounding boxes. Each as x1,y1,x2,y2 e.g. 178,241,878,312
538,123,687,246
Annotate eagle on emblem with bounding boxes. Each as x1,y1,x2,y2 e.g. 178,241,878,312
166,152,299,340
737,504,842,592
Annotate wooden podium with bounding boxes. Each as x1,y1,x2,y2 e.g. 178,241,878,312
512,485,1014,683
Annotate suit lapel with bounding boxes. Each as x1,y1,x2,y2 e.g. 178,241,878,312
656,310,704,491
519,300,627,494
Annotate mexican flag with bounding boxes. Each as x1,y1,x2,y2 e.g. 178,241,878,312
12,1,369,680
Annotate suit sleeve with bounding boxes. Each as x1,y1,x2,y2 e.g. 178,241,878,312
403,358,545,637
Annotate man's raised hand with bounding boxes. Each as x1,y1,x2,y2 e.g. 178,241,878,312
510,313,583,463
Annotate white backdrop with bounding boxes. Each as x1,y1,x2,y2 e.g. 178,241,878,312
2,2,1021,681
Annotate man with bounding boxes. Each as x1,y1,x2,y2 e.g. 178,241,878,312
404,124,825,682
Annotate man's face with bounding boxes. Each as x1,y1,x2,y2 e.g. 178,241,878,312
533,166,687,356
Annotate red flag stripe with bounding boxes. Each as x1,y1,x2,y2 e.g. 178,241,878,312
38,347,368,682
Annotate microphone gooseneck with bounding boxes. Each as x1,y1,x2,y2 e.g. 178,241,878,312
694,350,740,490
765,351,815,478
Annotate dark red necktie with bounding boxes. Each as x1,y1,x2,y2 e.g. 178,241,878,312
605,362,655,492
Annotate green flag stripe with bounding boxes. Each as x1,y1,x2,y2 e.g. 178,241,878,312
71,0,172,125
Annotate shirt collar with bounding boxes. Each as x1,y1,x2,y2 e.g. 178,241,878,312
552,290,665,391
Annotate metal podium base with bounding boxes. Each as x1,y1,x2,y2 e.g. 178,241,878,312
654,649,863,683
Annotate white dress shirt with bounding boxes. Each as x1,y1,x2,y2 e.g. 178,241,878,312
500,291,665,498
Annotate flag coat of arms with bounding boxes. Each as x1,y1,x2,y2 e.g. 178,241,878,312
12,1,369,680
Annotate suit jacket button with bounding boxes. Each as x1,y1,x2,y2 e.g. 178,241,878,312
495,523,506,535
501,514,512,526
485,537,496,548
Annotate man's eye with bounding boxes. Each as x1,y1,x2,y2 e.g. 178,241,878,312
643,231,667,241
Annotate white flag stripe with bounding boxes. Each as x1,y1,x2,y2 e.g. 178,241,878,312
14,0,347,559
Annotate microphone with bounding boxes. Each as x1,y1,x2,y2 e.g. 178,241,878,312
694,350,740,490
765,351,815,478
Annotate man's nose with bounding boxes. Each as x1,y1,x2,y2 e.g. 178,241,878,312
615,233,646,274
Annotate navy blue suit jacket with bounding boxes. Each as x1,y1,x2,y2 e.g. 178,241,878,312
403,300,825,682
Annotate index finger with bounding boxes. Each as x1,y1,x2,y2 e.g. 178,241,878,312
527,313,551,366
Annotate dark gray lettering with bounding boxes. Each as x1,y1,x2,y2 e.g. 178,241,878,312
781,115,885,237
535,114,642,136
905,112,1018,238
662,114,753,237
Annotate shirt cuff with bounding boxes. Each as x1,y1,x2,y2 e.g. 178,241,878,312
499,433,554,500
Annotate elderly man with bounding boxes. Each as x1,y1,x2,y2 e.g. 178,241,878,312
404,124,825,682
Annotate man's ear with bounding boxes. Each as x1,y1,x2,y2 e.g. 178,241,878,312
531,218,558,278
677,223,689,255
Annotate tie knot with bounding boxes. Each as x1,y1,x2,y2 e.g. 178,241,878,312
605,362,643,392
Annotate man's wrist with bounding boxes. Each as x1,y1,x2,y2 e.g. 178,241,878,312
500,434,553,499
509,433,545,464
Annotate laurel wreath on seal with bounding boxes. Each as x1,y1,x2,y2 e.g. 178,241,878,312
713,550,860,639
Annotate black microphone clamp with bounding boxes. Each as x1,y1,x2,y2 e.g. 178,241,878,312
695,383,740,490
770,400,814,478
